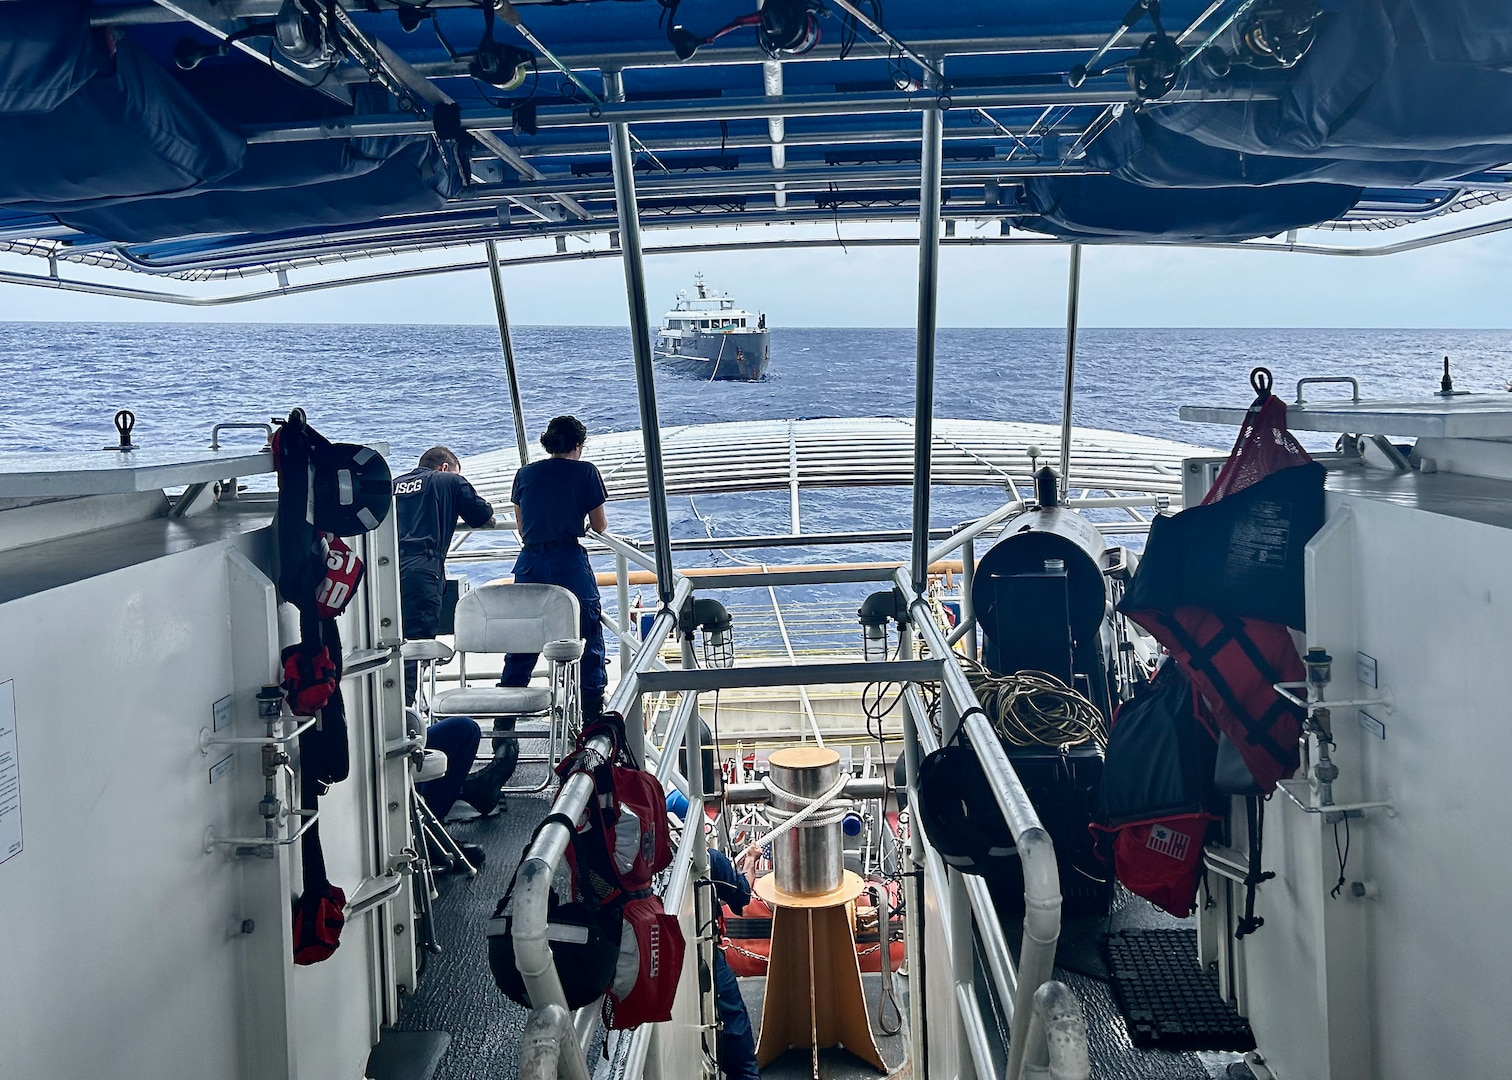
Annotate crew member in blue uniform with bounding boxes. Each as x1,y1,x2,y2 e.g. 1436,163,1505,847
395,446,511,835
500,416,610,717
667,789,761,1080
708,847,761,1079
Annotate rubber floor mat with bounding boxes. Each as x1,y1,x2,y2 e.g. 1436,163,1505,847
1102,928,1256,1052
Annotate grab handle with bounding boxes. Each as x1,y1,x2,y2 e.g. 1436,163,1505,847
211,421,274,451
1295,376,1360,406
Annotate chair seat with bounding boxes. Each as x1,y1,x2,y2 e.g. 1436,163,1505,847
431,685,551,717
414,748,448,783
402,639,455,663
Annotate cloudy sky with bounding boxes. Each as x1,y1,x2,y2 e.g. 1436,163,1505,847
3,206,1512,328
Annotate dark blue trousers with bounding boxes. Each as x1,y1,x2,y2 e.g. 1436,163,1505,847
417,715,481,819
499,546,607,713
714,948,760,1080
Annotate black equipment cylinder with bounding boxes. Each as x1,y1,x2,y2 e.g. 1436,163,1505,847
971,507,1109,657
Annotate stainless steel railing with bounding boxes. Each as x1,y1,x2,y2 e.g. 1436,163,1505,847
501,530,1071,1080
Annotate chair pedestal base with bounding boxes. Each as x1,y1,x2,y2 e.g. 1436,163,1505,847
753,872,887,1073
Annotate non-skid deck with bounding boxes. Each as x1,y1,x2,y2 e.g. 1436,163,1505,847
393,786,553,1080
394,770,1247,1080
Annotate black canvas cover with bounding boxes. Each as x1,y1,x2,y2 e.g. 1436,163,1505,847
1118,462,1325,631
1100,662,1216,826
1142,0,1512,176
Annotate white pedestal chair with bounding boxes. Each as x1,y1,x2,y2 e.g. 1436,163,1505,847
426,583,584,796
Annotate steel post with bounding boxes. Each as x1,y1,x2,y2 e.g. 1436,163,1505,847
605,68,676,607
898,621,929,1079
616,552,632,673
486,239,532,467
910,69,945,595
961,535,978,663
1058,243,1082,499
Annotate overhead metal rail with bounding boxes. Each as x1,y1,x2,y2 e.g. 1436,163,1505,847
241,82,1269,144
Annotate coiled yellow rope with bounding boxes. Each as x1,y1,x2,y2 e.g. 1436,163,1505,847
962,661,1107,750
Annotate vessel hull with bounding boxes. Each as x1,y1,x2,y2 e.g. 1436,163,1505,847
655,330,770,380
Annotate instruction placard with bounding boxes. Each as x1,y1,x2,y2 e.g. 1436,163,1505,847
0,680,21,866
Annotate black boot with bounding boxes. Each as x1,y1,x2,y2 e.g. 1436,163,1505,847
461,746,517,817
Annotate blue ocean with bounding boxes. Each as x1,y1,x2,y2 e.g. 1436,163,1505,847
3,323,1507,646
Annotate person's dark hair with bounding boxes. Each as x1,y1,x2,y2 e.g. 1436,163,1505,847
418,446,460,471
541,415,587,455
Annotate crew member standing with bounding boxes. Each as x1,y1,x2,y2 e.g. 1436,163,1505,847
500,416,609,717
395,446,509,825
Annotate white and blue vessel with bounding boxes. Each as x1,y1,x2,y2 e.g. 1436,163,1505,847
654,273,770,381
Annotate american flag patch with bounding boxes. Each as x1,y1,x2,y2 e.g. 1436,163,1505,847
1146,824,1190,861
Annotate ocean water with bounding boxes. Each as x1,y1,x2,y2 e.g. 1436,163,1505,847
2,322,1508,644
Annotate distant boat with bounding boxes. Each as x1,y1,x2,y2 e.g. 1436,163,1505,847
654,272,770,381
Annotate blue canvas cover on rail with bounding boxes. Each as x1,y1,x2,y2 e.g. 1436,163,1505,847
1012,175,1361,243
59,136,465,243
0,1,244,209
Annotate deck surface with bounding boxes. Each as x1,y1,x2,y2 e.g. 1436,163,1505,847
396,768,1243,1080
394,780,553,1080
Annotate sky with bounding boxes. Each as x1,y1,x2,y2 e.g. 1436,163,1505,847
3,206,1512,328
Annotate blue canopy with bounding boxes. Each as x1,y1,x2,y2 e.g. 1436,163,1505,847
0,0,1508,270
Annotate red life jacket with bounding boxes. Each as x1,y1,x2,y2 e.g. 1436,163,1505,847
603,895,685,1030
1131,607,1304,792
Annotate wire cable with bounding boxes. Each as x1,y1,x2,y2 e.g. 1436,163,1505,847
961,661,1107,749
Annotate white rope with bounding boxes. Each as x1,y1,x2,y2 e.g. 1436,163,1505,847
735,773,852,864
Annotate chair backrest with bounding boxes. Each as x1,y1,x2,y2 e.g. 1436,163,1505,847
453,583,580,656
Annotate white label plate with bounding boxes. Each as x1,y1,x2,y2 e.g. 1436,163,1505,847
0,680,22,866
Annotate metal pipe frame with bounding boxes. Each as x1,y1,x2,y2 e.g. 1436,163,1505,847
241,83,1258,144
486,239,532,467
509,574,692,1080
20,201,1505,304
893,566,1062,1080
605,68,677,608
454,160,1081,203
638,659,944,694
1058,243,1083,499
910,68,945,596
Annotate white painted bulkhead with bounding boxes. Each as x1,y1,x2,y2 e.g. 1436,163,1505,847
1219,468,1512,1080
0,487,411,1080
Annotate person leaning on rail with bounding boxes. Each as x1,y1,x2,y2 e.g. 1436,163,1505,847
499,415,610,718
394,445,514,848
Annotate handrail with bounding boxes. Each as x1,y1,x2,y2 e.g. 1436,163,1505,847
1295,376,1361,406
210,421,274,451
893,566,1063,1080
511,575,693,1080
925,491,1026,565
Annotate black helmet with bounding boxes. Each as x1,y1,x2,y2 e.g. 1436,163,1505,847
915,738,1016,875
488,892,621,1010
310,441,392,536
